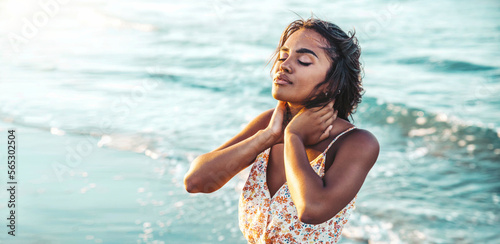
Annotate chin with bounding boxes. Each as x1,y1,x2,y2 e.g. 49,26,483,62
272,92,298,103
271,85,305,103
271,88,285,101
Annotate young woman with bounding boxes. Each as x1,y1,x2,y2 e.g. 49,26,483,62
184,17,380,243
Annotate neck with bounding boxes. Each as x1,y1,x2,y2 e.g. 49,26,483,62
286,102,304,118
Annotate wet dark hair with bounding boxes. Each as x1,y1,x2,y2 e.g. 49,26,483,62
270,17,364,122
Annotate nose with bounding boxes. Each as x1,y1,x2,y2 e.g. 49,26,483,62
279,59,292,73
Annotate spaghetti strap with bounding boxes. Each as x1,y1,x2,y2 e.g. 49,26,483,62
323,126,357,155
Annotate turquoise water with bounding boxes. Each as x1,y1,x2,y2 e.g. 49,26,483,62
0,0,499,243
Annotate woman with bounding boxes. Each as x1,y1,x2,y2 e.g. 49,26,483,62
184,17,379,243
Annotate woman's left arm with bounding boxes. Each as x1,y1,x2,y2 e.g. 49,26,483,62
284,106,379,225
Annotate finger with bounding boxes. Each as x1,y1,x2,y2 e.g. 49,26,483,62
319,110,337,130
309,106,323,113
324,115,335,127
309,106,327,120
276,101,287,113
321,102,335,114
271,101,286,126
319,107,334,120
319,125,333,141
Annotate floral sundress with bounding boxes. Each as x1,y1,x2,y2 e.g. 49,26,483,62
239,126,357,244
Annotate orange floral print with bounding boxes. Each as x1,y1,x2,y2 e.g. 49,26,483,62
239,127,357,243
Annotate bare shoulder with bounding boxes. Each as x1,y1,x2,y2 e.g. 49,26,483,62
346,128,379,150
337,128,380,167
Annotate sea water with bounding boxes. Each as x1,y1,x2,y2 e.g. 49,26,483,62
0,0,499,243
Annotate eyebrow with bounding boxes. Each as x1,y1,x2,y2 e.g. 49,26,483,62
280,47,319,59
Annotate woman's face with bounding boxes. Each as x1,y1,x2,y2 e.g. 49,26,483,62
272,28,332,104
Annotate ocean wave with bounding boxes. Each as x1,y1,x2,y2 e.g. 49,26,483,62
357,96,500,164
397,56,497,72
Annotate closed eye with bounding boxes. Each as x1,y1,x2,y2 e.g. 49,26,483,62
298,60,312,66
278,58,311,67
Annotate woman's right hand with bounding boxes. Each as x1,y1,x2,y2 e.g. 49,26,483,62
264,101,287,144
185,102,285,193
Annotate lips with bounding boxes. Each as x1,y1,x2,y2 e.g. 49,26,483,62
273,73,292,85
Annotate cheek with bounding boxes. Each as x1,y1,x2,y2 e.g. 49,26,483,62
309,66,329,86
298,72,324,89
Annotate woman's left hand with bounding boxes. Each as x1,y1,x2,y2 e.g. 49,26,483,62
285,101,337,145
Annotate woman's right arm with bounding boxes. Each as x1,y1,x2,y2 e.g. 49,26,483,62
183,108,277,193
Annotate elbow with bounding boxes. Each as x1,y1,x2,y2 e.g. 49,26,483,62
183,155,224,193
298,211,322,225
298,204,345,225
297,204,325,225
183,173,201,193
183,157,205,193
183,172,219,194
